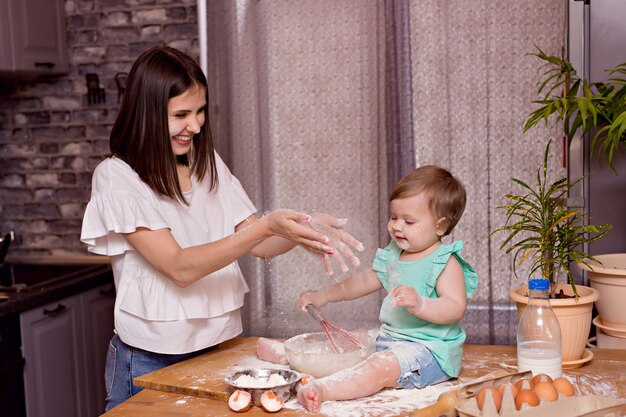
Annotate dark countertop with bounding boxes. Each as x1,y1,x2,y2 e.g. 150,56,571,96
0,258,113,317
4,254,112,265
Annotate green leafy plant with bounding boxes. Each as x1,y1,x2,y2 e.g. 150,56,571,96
523,46,626,171
492,139,611,298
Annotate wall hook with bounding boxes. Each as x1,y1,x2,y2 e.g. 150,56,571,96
85,73,106,105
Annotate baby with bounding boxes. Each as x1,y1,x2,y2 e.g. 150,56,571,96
256,337,289,365
296,165,478,412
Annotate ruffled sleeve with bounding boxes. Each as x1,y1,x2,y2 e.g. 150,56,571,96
81,191,169,256
425,241,478,297
372,241,401,287
80,158,170,256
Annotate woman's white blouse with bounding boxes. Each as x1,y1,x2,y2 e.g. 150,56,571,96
81,153,256,354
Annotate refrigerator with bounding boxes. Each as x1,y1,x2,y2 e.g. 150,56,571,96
568,0,626,283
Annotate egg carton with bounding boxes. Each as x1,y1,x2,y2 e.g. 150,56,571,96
456,372,625,417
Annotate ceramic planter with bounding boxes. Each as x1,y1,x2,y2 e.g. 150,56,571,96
578,253,626,336
509,284,599,364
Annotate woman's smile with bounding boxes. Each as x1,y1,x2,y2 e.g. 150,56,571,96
168,85,207,156
172,134,193,147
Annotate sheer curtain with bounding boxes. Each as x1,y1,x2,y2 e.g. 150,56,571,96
206,1,387,338
406,1,565,344
205,0,565,344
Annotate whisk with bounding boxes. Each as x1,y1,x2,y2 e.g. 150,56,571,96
305,304,367,353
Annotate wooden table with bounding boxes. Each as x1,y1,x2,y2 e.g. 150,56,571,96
102,338,626,417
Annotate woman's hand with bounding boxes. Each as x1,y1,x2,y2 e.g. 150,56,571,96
257,210,364,275
263,209,335,256
299,290,329,311
309,212,364,275
390,285,423,315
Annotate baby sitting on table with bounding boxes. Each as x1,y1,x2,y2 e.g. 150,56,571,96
259,166,478,413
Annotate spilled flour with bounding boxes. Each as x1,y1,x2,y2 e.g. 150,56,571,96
225,354,455,416
284,382,455,417
570,373,621,398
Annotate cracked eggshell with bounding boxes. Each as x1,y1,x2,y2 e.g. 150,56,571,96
260,390,284,413
228,390,252,413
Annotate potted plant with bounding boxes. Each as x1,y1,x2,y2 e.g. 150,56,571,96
523,46,626,171
492,139,611,364
524,46,626,336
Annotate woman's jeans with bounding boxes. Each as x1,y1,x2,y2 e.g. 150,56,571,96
103,334,212,411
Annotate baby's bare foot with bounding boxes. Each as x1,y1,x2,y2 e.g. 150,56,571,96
297,382,323,413
256,337,289,365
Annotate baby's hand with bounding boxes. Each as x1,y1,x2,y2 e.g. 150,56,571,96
390,285,423,315
309,212,364,275
299,290,328,311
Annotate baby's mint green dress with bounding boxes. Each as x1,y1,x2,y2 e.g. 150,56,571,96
373,240,478,377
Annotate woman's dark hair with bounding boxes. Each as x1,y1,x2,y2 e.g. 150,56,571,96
390,165,466,236
110,46,217,203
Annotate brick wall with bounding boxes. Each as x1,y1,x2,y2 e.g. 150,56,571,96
0,0,199,257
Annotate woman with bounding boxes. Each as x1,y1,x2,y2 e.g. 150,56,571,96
80,46,361,410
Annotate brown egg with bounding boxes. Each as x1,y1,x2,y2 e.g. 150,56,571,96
496,382,519,399
260,390,285,413
515,389,540,410
476,386,502,412
514,378,531,392
552,377,575,397
533,381,558,402
228,390,252,413
531,373,553,388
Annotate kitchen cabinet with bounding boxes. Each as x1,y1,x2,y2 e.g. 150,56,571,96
20,293,86,417
81,283,116,416
0,0,69,74
20,283,115,417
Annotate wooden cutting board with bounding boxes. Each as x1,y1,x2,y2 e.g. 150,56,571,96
134,337,276,402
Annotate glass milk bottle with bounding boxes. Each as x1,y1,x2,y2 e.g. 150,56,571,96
517,278,562,378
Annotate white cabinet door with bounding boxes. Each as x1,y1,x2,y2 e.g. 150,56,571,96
0,0,68,74
81,284,116,416
20,294,87,417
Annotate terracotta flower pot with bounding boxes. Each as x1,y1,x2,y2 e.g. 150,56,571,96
509,283,599,363
578,253,626,334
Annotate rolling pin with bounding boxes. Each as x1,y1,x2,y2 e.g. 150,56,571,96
410,370,510,417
